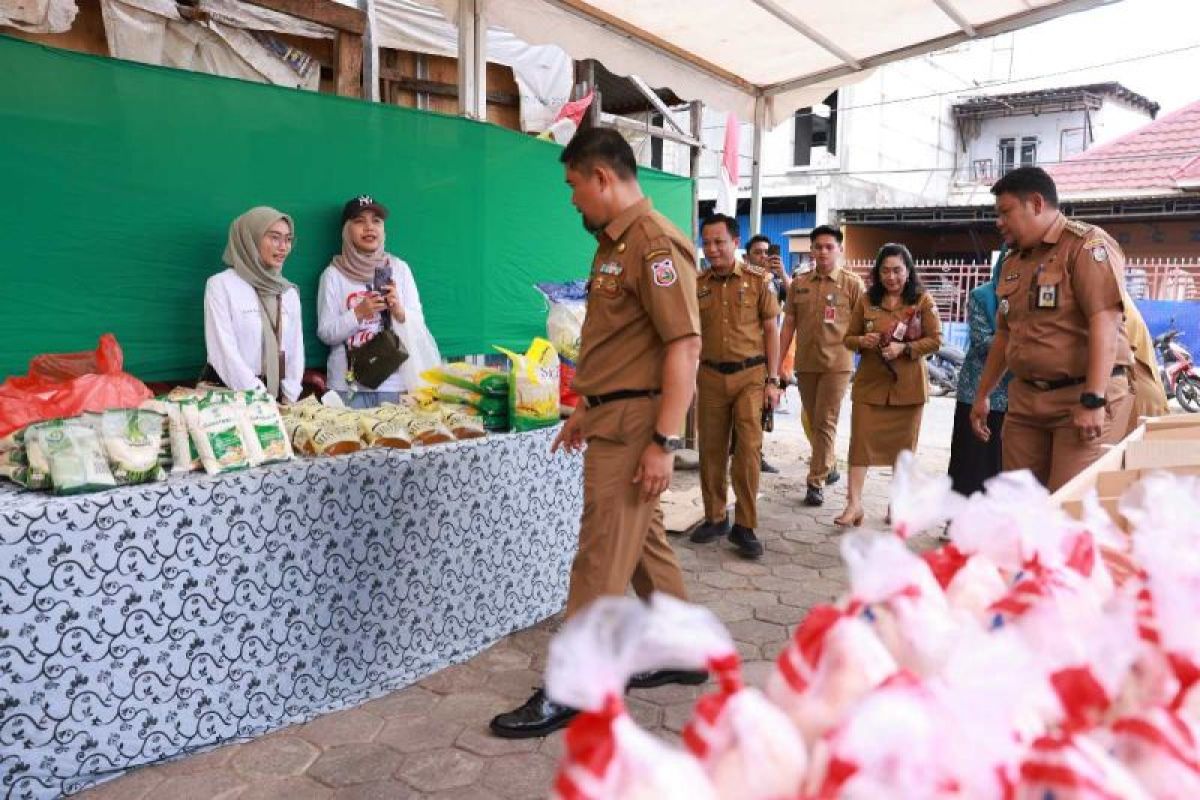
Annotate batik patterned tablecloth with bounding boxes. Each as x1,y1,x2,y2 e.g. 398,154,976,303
0,427,582,798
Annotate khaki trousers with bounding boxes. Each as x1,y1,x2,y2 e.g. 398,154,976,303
1003,374,1133,492
564,397,688,618
795,371,851,488
698,363,766,528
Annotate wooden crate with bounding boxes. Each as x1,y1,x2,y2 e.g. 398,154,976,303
1053,415,1200,532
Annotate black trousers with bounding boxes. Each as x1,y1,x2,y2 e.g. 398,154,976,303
947,401,1005,497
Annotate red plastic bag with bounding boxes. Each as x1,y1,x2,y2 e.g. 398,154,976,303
0,335,152,437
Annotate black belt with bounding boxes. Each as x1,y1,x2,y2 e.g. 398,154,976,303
1022,365,1127,392
701,355,767,375
584,389,661,408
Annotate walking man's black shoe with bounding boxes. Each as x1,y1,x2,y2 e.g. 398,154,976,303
760,458,780,474
627,669,709,689
825,468,841,486
690,516,731,544
804,485,825,506
489,689,578,739
728,525,764,559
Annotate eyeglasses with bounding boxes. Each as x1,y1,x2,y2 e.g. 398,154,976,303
264,232,294,247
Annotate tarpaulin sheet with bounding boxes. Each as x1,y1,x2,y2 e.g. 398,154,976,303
0,35,693,381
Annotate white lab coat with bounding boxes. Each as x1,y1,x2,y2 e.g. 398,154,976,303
316,256,442,393
203,268,304,402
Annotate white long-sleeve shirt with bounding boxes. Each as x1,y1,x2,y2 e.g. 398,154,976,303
203,268,304,402
316,256,442,393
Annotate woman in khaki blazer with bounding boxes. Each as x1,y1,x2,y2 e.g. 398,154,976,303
836,243,942,526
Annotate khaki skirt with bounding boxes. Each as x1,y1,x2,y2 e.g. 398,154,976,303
848,401,924,467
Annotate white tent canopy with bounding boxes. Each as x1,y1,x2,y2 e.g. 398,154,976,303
433,0,1119,126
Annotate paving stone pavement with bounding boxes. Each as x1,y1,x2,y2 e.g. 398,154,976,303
77,390,957,800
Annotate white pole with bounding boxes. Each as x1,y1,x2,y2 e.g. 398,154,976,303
457,0,487,119
750,94,765,235
359,0,380,102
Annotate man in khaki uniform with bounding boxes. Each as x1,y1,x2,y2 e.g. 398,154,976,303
491,128,704,739
1123,299,1169,433
689,214,781,559
971,167,1133,491
777,225,865,506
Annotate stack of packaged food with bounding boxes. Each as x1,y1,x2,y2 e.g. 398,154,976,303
280,394,486,457
419,363,511,432
545,456,1200,800
0,387,295,492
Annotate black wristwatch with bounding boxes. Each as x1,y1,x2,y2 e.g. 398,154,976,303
766,376,781,387
652,431,683,452
1079,392,1107,409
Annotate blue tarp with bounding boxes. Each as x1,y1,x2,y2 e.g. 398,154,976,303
1135,299,1200,356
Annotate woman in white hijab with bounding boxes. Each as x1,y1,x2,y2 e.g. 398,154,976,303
317,195,441,408
203,206,304,403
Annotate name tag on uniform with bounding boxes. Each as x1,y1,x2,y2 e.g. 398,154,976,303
823,294,836,324
698,287,712,299
1037,284,1058,309
1000,298,1009,316
599,262,622,276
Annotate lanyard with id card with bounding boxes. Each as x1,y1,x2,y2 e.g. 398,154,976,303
823,293,837,324
1034,263,1058,309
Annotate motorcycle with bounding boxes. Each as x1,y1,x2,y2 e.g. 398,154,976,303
1155,323,1200,413
927,344,965,397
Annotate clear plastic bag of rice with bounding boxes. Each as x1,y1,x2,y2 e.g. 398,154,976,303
100,409,165,485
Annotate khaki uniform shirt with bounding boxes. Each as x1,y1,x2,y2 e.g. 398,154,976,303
784,266,866,373
996,214,1133,382
845,292,943,405
697,261,779,363
573,197,701,397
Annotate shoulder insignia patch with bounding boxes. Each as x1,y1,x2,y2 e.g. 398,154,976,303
743,263,765,276
1090,244,1109,262
651,258,678,287
1064,218,1092,237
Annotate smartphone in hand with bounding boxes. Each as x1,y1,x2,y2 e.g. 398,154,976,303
371,264,393,294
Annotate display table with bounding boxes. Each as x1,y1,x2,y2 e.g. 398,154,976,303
0,427,582,799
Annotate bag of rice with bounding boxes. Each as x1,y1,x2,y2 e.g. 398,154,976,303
495,338,561,432
33,419,117,495
100,409,165,485
184,393,250,475
238,391,293,465
142,397,200,473
21,423,52,490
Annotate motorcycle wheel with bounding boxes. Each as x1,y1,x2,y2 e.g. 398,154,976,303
1177,375,1200,413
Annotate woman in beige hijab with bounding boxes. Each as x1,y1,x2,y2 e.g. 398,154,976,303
203,206,305,402
316,195,441,408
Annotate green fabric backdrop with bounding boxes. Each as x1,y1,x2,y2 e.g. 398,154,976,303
0,36,693,380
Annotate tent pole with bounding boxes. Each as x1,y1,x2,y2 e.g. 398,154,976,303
750,94,765,235
457,0,487,119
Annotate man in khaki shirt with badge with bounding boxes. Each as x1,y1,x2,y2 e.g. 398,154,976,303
778,225,865,507
689,214,781,559
490,128,704,740
971,167,1133,491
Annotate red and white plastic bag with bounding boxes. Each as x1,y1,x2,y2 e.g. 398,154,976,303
547,597,716,800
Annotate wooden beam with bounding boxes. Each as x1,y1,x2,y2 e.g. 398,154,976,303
240,0,365,34
335,31,364,98
377,72,520,106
